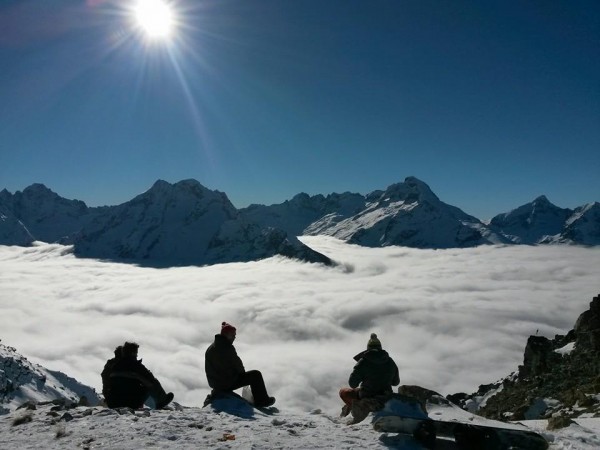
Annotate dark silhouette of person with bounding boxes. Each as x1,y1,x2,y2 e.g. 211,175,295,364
205,322,275,407
102,342,174,409
101,345,122,399
339,333,399,415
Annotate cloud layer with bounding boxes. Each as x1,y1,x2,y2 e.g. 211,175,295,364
1,238,598,413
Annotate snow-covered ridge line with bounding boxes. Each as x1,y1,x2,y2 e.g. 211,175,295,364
0,342,100,415
0,180,332,266
1,177,598,268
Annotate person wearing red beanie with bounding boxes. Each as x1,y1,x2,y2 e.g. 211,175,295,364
205,322,276,408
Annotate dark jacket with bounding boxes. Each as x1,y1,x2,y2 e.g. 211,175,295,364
103,355,160,406
349,349,400,397
101,356,119,398
109,356,158,384
205,334,245,391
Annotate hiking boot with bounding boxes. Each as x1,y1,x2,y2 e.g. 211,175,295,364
256,396,276,408
156,392,174,409
340,404,351,417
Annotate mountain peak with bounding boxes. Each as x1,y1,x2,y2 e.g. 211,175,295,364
379,177,439,204
489,194,572,244
25,183,50,190
174,179,206,189
404,175,426,185
145,179,210,197
147,179,215,195
151,179,171,188
22,183,55,197
290,192,311,202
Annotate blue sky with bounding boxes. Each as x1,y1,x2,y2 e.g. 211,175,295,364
0,0,598,220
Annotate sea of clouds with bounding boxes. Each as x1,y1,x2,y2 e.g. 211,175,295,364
0,236,598,413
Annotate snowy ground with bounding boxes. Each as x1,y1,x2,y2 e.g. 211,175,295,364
1,399,599,449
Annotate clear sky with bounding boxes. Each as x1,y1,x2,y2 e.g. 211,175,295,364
0,0,598,220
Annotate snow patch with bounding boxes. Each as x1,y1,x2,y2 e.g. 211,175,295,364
555,341,576,355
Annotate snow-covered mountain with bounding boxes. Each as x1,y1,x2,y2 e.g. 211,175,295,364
542,202,600,246
73,179,236,263
305,177,508,248
240,191,367,237
73,180,330,266
204,221,331,266
0,184,99,244
0,180,330,266
489,196,572,244
1,178,598,261
490,197,600,246
242,177,510,248
244,180,599,248
0,200,33,246
0,342,100,415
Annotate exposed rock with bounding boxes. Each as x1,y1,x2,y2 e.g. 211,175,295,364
451,293,600,421
574,294,600,350
519,336,560,378
547,415,575,430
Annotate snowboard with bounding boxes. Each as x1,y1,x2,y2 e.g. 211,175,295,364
371,394,548,450
373,415,549,450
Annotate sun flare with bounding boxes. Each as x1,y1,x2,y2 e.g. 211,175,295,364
133,0,174,39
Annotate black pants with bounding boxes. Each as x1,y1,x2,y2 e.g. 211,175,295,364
106,377,167,409
230,370,270,406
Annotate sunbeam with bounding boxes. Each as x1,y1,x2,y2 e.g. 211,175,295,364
133,0,175,40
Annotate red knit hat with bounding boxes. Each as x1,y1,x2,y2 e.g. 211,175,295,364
221,322,236,334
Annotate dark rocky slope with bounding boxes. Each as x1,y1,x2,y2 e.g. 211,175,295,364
449,293,600,425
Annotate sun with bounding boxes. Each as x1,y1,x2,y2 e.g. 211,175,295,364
133,0,175,39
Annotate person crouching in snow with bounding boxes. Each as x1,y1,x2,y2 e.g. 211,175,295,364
102,342,174,409
204,322,276,408
339,333,399,422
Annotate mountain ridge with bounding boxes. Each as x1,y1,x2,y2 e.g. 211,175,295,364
1,178,598,266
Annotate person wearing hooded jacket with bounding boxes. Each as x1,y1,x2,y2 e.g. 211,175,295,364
339,333,400,413
102,342,174,409
101,345,122,400
205,322,275,408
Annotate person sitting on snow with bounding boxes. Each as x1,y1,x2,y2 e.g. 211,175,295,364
101,344,122,399
204,322,276,408
339,333,400,420
102,341,173,409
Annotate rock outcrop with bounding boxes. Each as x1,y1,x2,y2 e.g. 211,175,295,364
450,294,600,423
